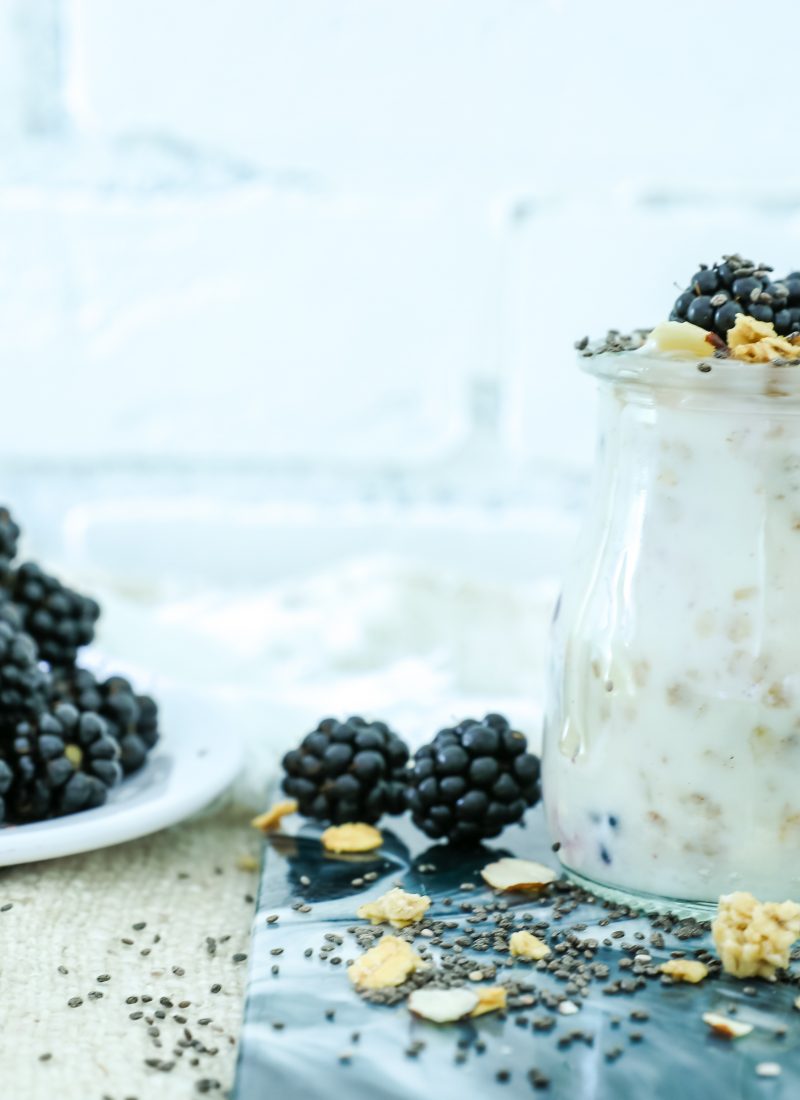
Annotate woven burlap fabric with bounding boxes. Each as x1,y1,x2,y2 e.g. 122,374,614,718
0,800,260,1099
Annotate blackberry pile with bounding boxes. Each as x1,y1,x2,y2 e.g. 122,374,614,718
405,714,541,843
0,505,160,824
282,716,409,825
280,712,542,843
671,254,800,338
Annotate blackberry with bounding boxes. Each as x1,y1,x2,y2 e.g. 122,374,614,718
405,714,541,844
0,616,49,736
7,562,100,668
670,255,788,338
2,703,120,821
281,716,409,824
50,668,159,774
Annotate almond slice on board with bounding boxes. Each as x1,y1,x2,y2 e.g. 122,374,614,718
481,857,557,892
702,1012,753,1039
408,988,479,1023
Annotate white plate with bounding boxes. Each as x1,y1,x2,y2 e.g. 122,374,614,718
0,688,244,866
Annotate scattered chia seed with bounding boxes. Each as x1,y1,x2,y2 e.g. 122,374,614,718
67,997,82,1008
132,922,146,931
97,974,110,983
234,952,249,962
210,984,222,994
38,1053,52,1062
57,966,68,975
1,903,13,912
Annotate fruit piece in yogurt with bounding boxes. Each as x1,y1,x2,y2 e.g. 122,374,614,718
644,320,720,358
712,891,800,980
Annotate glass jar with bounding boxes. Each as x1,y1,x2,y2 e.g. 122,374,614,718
542,350,800,912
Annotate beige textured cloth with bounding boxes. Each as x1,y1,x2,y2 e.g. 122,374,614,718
1,800,260,1099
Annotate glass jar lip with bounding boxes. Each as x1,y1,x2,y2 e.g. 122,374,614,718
580,348,800,397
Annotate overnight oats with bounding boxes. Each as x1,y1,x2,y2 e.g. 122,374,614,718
543,254,800,910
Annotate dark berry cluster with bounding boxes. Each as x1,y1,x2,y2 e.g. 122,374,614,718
282,717,409,824
671,254,800,338
50,668,160,775
280,712,542,843
405,715,541,843
0,505,160,825
9,562,101,668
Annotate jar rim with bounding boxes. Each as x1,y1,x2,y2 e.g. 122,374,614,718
580,349,800,398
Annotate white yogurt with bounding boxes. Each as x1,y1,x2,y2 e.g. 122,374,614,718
543,350,800,904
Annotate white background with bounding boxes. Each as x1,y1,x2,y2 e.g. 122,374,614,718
2,0,799,766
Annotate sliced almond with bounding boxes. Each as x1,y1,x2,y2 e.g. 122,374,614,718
408,988,478,1023
702,1012,753,1039
481,857,557,893
322,823,383,854
347,936,424,990
470,986,507,1018
251,799,298,832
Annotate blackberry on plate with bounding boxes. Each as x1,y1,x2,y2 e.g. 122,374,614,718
282,716,409,825
2,703,120,822
669,254,800,338
405,714,541,844
0,616,49,736
50,668,160,775
7,562,100,669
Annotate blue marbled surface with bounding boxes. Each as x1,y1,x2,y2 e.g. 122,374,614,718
234,808,800,1099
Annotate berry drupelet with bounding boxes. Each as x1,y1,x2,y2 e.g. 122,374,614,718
405,714,541,844
50,667,160,775
7,562,100,669
670,254,800,338
282,716,409,824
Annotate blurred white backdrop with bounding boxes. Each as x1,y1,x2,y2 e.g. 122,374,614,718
1,0,798,790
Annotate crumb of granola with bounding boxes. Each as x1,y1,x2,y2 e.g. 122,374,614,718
251,800,298,832
509,930,551,961
357,887,431,929
470,986,507,1017
235,854,259,872
712,891,800,980
321,823,383,854
726,314,800,363
348,936,425,990
659,959,708,984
